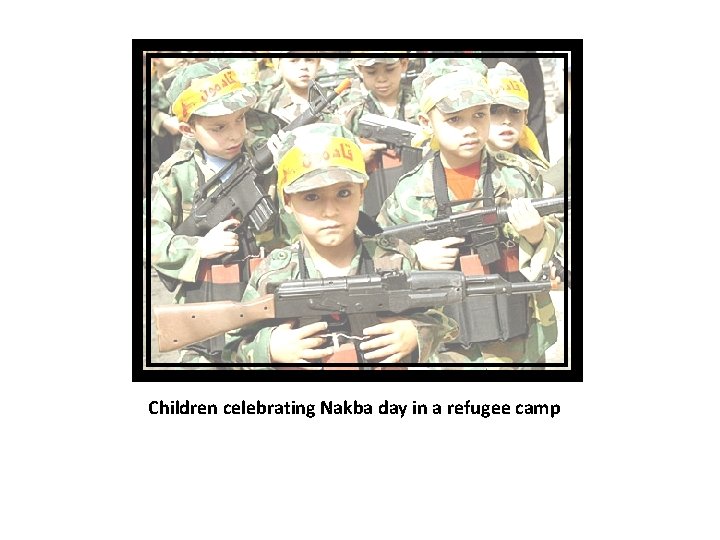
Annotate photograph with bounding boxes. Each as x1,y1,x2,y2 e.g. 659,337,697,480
138,42,579,381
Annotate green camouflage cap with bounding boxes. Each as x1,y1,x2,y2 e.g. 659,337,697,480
167,61,257,122
277,123,368,196
487,61,529,110
353,58,402,67
413,58,492,114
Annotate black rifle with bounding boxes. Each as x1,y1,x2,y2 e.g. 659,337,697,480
314,68,359,91
156,78,353,291
357,113,422,151
154,269,553,356
357,113,425,218
378,195,569,267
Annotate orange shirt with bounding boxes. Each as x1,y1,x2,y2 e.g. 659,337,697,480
445,161,481,201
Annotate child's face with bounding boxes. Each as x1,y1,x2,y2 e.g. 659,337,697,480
488,104,526,152
422,104,491,167
357,60,408,100
184,108,247,160
279,58,321,91
284,182,364,249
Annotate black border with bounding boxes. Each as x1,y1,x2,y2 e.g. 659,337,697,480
136,39,581,382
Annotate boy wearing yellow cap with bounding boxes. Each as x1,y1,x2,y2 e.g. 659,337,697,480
223,123,457,369
487,61,556,198
149,61,285,364
487,62,550,165
376,59,562,368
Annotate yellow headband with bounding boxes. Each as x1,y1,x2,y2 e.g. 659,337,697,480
171,69,244,123
277,137,366,197
499,77,529,103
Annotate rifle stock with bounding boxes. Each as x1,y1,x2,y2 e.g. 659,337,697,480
155,295,276,352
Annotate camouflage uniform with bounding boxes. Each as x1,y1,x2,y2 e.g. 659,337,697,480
223,122,457,368
334,58,423,218
224,236,458,367
337,85,421,138
340,85,420,128
149,62,286,364
377,59,561,369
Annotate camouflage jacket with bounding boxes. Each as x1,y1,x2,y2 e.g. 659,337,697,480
223,236,459,367
149,113,287,301
337,86,421,134
376,149,562,365
254,83,344,126
519,146,550,174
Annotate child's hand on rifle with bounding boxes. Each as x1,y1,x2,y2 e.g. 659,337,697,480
360,317,418,364
265,129,289,168
507,198,545,246
196,218,241,259
269,320,334,368
413,237,464,270
359,141,387,162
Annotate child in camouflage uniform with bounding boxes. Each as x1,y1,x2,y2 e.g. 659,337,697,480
334,57,424,218
223,123,457,369
254,57,323,126
149,61,285,364
376,58,562,369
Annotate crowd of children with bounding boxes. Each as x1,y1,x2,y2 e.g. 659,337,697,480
146,53,569,370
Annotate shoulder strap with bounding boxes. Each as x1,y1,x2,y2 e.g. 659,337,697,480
432,151,497,217
364,94,382,116
431,153,452,218
482,152,496,209
357,211,383,236
358,243,375,274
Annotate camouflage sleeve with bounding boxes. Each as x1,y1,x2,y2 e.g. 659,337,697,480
376,187,413,227
377,188,438,228
253,87,274,113
149,170,203,283
377,160,438,227
323,95,362,129
396,243,458,363
504,215,562,282
343,103,363,134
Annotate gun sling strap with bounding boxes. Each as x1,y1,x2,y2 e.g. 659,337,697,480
431,150,502,267
431,152,530,346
